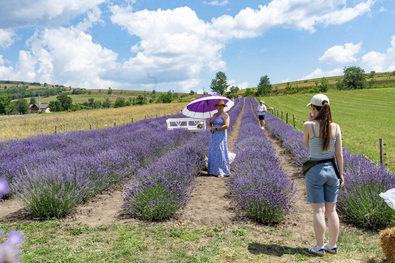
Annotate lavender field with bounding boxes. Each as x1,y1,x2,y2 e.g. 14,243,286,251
0,97,389,262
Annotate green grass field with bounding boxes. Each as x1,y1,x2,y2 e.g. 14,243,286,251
1,221,383,262
257,88,395,171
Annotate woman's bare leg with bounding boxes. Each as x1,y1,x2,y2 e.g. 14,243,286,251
312,202,326,247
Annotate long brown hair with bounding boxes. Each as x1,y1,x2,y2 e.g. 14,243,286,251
313,101,332,151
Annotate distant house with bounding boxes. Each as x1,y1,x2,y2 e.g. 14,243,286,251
29,103,51,113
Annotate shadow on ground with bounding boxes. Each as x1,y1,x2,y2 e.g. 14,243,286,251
248,242,314,258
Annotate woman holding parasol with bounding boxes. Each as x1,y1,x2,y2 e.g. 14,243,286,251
207,99,230,177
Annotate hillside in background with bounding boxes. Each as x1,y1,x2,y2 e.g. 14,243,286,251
0,80,197,105
1,70,395,104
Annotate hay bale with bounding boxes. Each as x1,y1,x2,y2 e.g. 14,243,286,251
380,227,395,262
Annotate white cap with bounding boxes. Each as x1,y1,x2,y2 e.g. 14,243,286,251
307,94,330,107
260,100,264,103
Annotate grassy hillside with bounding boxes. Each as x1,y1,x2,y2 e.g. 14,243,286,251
257,88,395,171
240,71,395,95
0,80,198,105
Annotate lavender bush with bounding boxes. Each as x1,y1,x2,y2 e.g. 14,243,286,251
254,98,395,230
229,98,295,224
1,114,196,218
337,150,395,230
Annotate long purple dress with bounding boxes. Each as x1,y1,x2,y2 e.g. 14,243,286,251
207,112,230,176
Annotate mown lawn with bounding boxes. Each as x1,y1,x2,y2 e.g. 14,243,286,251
0,221,384,263
258,87,395,172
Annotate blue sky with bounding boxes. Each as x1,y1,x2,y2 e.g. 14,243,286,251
0,0,394,93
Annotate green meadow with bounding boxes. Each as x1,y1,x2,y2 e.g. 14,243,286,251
258,88,395,171
1,221,383,263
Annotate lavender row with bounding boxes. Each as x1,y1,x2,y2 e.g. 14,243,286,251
1,114,197,218
255,98,395,230
229,98,296,224
122,98,244,221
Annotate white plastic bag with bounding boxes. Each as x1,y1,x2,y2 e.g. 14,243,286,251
228,152,236,164
379,188,395,210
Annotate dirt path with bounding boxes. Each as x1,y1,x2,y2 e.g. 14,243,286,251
0,101,312,231
173,100,245,226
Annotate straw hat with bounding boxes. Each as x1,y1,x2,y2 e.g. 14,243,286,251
213,99,228,107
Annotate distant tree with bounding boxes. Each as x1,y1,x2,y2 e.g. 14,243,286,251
56,93,73,111
0,93,12,114
256,75,273,96
29,97,36,104
49,100,63,112
210,71,229,95
107,87,113,95
88,98,95,108
94,101,102,109
102,97,111,108
343,66,366,89
135,95,145,105
114,97,126,107
244,88,254,97
16,99,29,114
229,85,239,97
319,77,329,92
189,90,195,95
157,91,173,103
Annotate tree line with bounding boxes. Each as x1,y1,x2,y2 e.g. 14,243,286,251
210,66,395,97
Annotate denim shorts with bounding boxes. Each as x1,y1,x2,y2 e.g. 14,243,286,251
305,161,340,203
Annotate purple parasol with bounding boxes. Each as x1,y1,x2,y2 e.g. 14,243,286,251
182,94,234,119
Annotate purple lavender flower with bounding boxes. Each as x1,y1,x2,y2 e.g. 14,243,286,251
0,230,24,263
0,179,10,199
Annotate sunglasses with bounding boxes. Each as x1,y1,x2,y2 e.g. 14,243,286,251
216,104,226,107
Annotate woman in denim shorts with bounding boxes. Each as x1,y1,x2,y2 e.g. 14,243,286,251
302,94,344,257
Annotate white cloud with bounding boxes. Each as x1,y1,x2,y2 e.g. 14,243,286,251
0,27,118,88
317,0,375,26
228,79,248,90
203,0,229,6
319,42,362,64
361,35,395,72
209,0,375,40
303,68,343,80
109,6,226,88
0,0,106,29
0,29,16,48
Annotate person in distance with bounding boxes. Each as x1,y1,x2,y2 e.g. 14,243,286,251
257,100,267,129
302,94,344,257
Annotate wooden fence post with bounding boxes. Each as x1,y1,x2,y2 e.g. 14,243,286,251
281,111,283,121
55,126,57,134
286,113,288,124
380,138,385,166
293,115,296,128
90,124,92,130
114,122,116,126
131,118,133,123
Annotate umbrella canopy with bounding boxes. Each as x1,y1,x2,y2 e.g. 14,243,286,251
182,94,234,119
